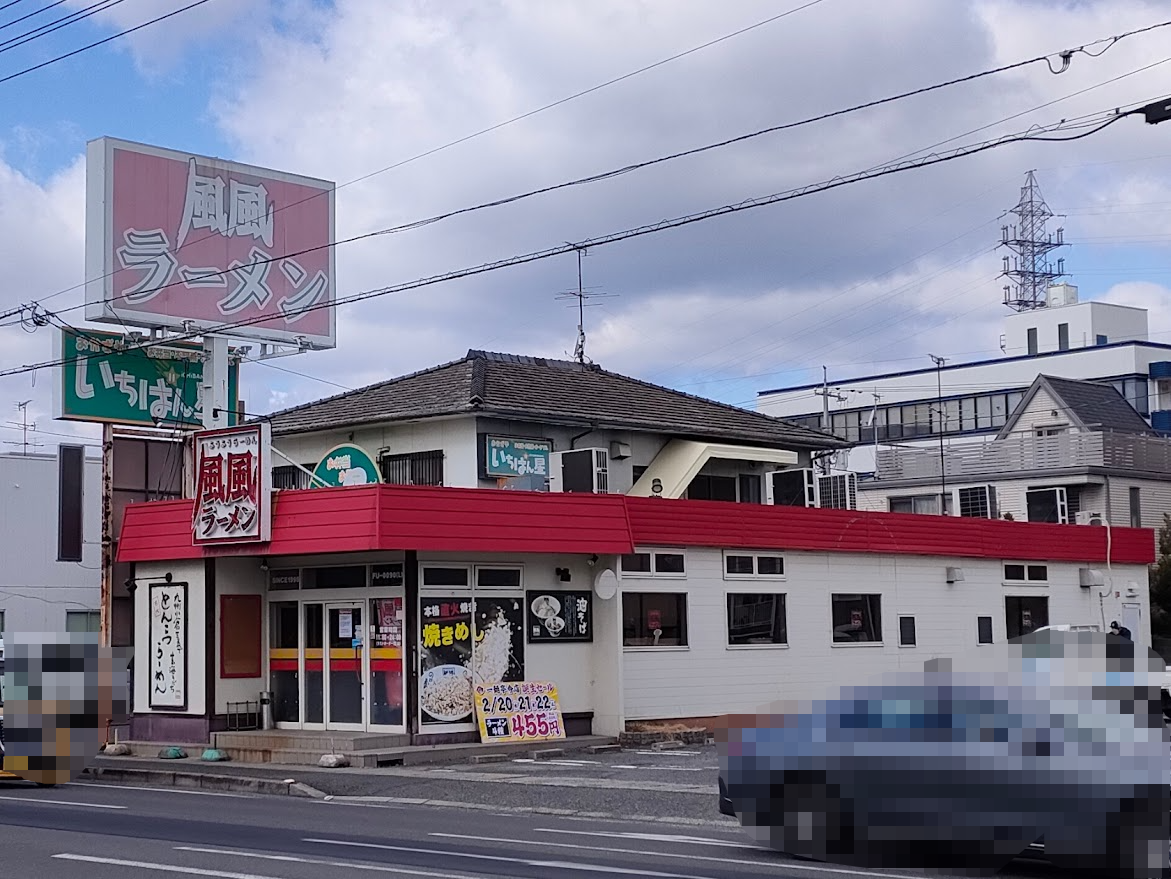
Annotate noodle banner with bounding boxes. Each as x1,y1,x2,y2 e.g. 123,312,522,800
418,598,474,725
474,681,566,744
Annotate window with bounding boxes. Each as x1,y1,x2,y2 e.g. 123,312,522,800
831,594,882,643
1004,563,1047,583
957,486,995,519
476,567,522,589
1130,487,1142,529
722,551,785,579
65,610,100,633
1005,596,1048,639
1027,327,1038,356
977,616,994,645
1026,487,1069,524
380,450,444,486
898,616,916,647
770,469,814,507
738,474,762,505
421,566,469,587
727,594,787,646
57,444,85,563
1057,323,1069,351
622,593,688,647
1035,426,1067,437
620,549,685,578
889,494,941,515
272,464,315,490
1096,334,1108,346
687,474,737,502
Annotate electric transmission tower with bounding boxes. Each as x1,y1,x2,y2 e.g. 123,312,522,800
998,170,1068,312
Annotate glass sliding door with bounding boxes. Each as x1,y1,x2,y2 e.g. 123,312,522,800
269,602,299,725
370,597,405,729
325,602,365,729
304,602,324,726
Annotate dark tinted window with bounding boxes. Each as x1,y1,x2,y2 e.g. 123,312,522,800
727,594,786,645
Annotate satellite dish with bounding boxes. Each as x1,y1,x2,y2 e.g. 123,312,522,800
593,568,618,600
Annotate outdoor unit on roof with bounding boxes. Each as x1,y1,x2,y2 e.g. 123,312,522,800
549,448,609,494
1075,510,1106,526
764,468,857,510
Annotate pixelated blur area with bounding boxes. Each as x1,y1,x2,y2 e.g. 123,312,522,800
1,632,130,785
715,629,1171,878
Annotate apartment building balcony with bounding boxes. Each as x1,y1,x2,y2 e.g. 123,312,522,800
873,430,1171,482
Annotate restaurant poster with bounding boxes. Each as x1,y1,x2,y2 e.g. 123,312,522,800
526,591,592,643
475,681,566,744
472,596,524,687
418,597,473,725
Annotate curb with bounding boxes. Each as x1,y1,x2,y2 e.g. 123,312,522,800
81,766,328,799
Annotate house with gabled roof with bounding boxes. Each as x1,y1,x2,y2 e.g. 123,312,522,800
260,349,851,506
859,374,1171,536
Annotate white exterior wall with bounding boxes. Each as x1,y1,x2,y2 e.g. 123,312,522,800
0,452,101,636
1004,300,1149,356
214,557,267,714
132,560,207,717
1001,388,1071,434
619,547,1149,722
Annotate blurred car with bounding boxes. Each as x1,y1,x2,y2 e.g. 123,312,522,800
716,629,1170,878
0,637,18,781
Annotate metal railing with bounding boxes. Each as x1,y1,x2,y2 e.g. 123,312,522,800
875,430,1171,480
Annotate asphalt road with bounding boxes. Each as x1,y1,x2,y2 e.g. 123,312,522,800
0,779,1077,879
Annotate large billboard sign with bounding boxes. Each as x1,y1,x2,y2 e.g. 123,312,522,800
84,137,336,349
53,327,239,427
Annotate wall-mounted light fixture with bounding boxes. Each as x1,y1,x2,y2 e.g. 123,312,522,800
555,567,572,582
945,566,965,584
124,572,172,594
587,554,599,567
260,557,270,572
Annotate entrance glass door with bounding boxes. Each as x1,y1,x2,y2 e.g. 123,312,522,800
325,602,365,729
369,597,405,729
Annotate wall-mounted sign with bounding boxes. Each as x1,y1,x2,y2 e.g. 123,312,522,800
84,137,336,350
372,563,404,587
475,681,566,744
526,591,593,643
268,569,300,590
149,581,187,710
193,423,273,545
311,443,381,487
54,327,239,427
484,436,552,479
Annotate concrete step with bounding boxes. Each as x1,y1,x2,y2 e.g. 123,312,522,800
212,732,410,752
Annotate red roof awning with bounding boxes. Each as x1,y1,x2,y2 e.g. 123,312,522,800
117,485,1155,566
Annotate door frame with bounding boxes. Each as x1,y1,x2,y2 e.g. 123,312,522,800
324,600,366,732
367,594,407,734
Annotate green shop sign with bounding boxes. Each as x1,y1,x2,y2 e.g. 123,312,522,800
312,443,382,487
55,327,239,428
484,435,552,479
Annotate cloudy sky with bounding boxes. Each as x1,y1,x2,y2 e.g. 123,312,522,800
2,0,1170,454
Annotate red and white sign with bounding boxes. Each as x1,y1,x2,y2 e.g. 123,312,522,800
192,423,273,545
85,137,336,349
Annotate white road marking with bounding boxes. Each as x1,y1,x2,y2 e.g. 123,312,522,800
52,854,273,878
430,832,937,879
633,750,703,756
175,846,481,878
534,828,753,848
610,764,639,769
304,837,715,878
0,795,126,810
68,782,258,799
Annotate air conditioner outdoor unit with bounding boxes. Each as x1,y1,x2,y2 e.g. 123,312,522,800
1075,510,1106,526
816,470,858,510
549,448,609,494
765,467,816,507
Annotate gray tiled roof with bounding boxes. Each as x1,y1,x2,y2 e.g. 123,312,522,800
1040,375,1152,433
260,350,845,449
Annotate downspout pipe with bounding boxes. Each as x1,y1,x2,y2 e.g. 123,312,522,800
569,425,596,450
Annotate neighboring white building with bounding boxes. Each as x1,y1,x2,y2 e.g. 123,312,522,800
857,375,1171,546
0,450,101,638
756,286,1171,474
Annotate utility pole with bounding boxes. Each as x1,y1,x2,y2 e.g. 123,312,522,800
928,354,948,513
814,367,849,475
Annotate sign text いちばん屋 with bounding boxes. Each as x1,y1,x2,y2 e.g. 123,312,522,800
311,443,381,487
485,436,552,479
55,327,239,427
192,423,272,545
84,137,337,350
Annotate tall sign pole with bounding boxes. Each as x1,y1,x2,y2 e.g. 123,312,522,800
99,423,113,650
202,335,230,429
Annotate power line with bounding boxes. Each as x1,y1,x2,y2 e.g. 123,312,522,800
0,106,1147,382
0,0,216,87
0,0,66,32
0,0,831,322
4,12,1167,331
0,1,32,14
0,0,128,56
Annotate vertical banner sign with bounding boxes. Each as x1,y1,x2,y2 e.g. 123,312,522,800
54,327,239,427
418,598,473,726
149,581,187,710
192,423,273,545
84,137,337,349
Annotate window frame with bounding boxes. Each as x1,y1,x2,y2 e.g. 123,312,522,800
830,593,884,646
898,615,916,647
977,615,994,645
721,550,786,581
725,591,788,649
1003,562,1048,585
619,547,687,580
621,590,690,650
1130,486,1142,529
65,609,101,633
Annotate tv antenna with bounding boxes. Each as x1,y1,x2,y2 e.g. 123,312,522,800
5,399,43,456
555,245,617,364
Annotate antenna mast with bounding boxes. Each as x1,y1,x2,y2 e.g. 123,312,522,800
555,245,616,364
999,170,1068,312
5,399,42,456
